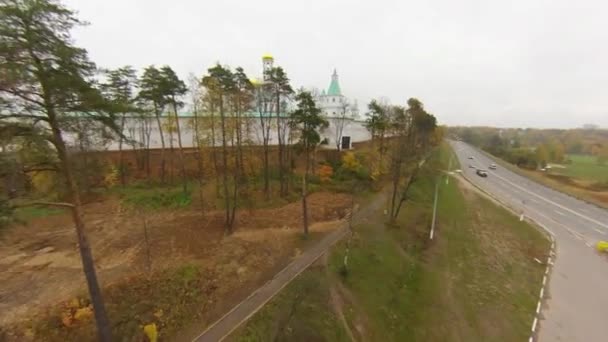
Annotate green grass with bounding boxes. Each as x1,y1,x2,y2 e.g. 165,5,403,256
232,266,350,342
114,182,193,209
232,144,550,341
551,154,608,182
13,206,65,220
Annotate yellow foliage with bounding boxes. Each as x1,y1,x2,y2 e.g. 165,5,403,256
370,168,381,181
143,323,158,342
318,165,333,183
67,298,80,309
341,152,361,172
60,298,93,327
104,164,120,187
31,171,56,194
73,305,93,321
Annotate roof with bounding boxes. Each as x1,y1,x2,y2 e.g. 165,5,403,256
262,53,274,60
327,69,341,96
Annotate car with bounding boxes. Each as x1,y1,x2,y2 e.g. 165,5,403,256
489,164,497,170
469,164,475,168
476,169,488,177
468,156,474,159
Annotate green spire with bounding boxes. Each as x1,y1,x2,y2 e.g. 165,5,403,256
327,69,341,96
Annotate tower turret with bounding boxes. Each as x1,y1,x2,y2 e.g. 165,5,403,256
262,54,274,81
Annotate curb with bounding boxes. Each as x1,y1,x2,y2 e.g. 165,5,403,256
455,173,556,342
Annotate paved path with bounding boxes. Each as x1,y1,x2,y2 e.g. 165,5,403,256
451,140,608,342
192,190,388,342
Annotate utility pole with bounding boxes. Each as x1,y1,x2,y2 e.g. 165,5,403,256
446,154,453,185
430,179,439,240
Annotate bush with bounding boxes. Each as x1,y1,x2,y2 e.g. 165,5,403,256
318,165,333,183
120,186,192,209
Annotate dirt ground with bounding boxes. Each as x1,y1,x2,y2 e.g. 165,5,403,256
0,191,352,330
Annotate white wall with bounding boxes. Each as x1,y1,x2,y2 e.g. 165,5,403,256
102,116,370,151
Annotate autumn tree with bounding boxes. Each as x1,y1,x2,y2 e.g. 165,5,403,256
266,66,293,197
231,67,254,178
202,64,239,233
102,66,137,186
365,99,389,167
139,65,168,183
160,66,188,193
536,144,549,168
291,90,328,236
253,78,273,197
188,73,206,214
388,98,438,221
0,0,119,339
596,144,608,165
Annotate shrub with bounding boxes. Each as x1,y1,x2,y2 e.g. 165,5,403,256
120,186,192,209
318,164,333,183
341,152,361,172
104,164,120,187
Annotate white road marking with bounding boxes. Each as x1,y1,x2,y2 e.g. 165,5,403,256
554,210,566,216
527,208,589,243
489,171,608,230
592,227,606,235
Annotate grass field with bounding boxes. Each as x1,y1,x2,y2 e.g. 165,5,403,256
551,154,608,182
230,144,550,341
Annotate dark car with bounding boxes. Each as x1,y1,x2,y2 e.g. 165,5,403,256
476,169,488,177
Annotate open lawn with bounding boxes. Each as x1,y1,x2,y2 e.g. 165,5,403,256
551,154,608,182
230,144,550,342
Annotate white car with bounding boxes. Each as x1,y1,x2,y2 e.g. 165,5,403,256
489,164,497,170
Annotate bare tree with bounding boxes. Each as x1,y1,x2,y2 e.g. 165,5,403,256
254,80,274,198
188,73,206,216
266,67,294,198
334,98,351,151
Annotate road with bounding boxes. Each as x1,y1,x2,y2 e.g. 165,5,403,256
450,140,608,342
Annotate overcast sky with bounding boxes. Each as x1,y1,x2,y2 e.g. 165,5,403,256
63,0,607,129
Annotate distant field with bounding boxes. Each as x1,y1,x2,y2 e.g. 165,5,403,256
551,154,608,182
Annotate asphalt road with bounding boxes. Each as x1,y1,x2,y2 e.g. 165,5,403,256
450,140,608,342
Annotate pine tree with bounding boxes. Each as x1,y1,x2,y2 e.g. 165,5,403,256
0,0,118,339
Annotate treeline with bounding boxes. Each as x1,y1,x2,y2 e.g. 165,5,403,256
451,126,608,168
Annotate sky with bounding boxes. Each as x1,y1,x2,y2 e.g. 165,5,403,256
63,0,608,129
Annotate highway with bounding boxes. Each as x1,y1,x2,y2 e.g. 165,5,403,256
450,140,608,342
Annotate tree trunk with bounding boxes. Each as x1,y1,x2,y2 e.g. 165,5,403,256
154,106,166,184
276,93,286,197
118,113,126,186
192,106,205,217
47,110,112,342
261,114,271,199
172,102,188,194
218,97,232,233
209,107,220,198
302,149,310,236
